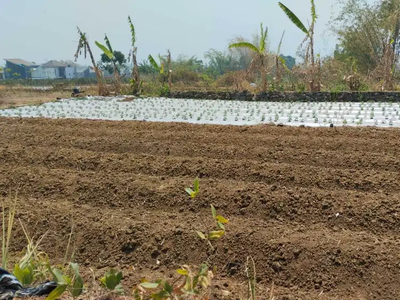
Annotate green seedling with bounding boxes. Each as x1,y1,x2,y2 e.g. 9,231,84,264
137,264,213,299
185,178,200,199
46,263,84,300
196,205,229,250
13,263,34,286
100,268,123,294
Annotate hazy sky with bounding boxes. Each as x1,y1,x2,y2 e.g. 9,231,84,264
0,0,347,66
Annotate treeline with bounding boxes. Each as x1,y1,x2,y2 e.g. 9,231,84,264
2,0,399,94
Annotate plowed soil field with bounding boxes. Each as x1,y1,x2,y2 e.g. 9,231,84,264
1,117,400,299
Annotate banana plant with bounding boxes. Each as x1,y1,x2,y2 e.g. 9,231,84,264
279,0,318,91
229,23,270,92
275,30,289,90
75,27,109,96
96,35,121,94
128,16,142,95
148,54,165,75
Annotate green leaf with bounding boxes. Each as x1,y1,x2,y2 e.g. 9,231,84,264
196,231,207,240
229,42,260,54
95,41,114,60
104,34,113,53
69,263,83,298
71,275,83,298
160,62,165,75
259,23,268,52
128,16,136,46
310,0,318,22
198,264,208,276
278,2,309,36
211,205,217,219
13,264,33,286
279,56,290,72
102,269,123,290
50,268,65,285
148,55,160,71
185,188,194,197
194,178,199,193
217,221,225,230
184,275,192,292
45,285,67,300
152,290,171,300
277,30,285,55
164,281,173,294
176,269,189,276
140,282,159,289
114,284,124,294
216,215,229,224
208,230,225,240
70,263,80,277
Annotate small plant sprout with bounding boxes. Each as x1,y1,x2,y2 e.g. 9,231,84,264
196,205,229,251
46,263,84,300
138,264,212,299
13,264,34,287
185,178,200,199
100,269,123,294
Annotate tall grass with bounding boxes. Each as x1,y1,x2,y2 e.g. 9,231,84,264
2,193,17,269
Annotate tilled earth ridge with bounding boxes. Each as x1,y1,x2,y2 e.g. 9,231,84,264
1,117,400,299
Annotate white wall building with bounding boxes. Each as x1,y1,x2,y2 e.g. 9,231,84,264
65,67,76,79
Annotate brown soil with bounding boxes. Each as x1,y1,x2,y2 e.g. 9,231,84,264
1,117,400,299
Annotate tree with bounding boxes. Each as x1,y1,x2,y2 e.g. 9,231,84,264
331,0,399,89
148,54,165,76
96,35,123,94
128,16,142,94
100,51,126,75
75,27,109,96
204,49,237,77
229,23,270,92
280,55,295,70
279,0,318,91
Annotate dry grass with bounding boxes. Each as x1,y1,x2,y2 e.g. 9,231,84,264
0,85,99,108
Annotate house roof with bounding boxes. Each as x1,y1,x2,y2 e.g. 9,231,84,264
41,60,67,68
60,60,80,67
4,59,38,67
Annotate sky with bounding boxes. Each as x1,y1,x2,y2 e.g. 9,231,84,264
0,0,348,67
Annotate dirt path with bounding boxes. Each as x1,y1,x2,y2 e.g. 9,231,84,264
1,118,400,299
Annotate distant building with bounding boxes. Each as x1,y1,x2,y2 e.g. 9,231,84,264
60,60,80,79
84,67,97,79
4,59,39,79
76,66,88,78
0,69,4,80
40,60,67,79
3,58,101,80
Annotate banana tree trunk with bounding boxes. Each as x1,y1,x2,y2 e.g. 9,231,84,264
167,50,172,92
87,43,109,96
310,35,316,92
275,56,281,90
261,56,267,92
131,47,141,94
113,64,121,95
